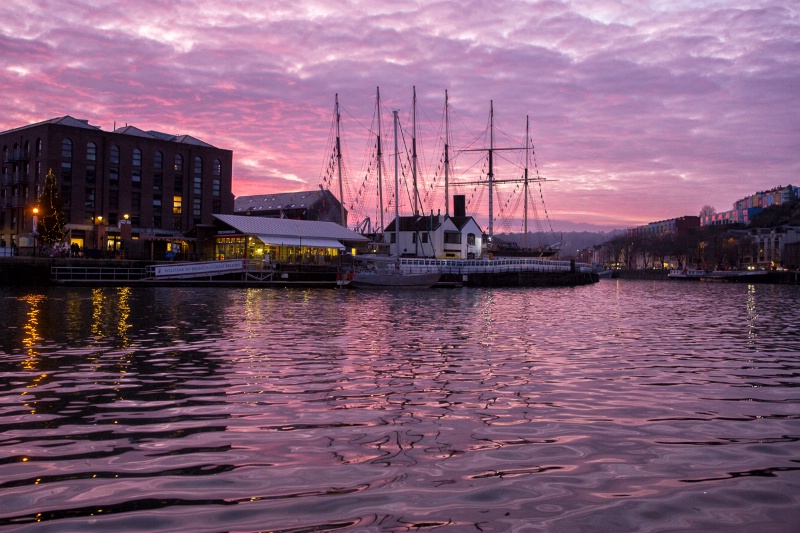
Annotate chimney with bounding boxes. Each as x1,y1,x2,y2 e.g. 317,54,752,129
454,195,466,217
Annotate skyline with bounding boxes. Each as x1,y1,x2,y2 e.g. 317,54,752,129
1,1,798,232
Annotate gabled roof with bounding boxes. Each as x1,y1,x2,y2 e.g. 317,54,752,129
0,115,217,147
171,134,213,147
385,215,444,232
114,125,157,138
1,115,100,135
450,215,483,232
213,214,368,242
234,190,335,213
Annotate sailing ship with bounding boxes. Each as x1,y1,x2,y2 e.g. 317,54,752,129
347,92,441,289
323,88,598,288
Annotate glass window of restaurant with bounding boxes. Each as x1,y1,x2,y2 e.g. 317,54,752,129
216,236,245,260
248,239,340,265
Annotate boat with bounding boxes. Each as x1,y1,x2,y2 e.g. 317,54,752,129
347,105,442,289
349,264,440,289
668,268,706,280
324,89,598,288
699,270,769,283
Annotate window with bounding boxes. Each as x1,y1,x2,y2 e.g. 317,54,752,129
131,192,141,212
193,197,201,216
153,173,162,191
193,157,202,195
85,188,95,208
86,164,96,184
213,159,221,176
132,169,141,188
212,178,220,198
109,190,119,210
444,232,462,244
213,199,221,213
61,162,72,182
109,168,119,186
174,154,183,172
132,148,142,168
62,138,72,159
174,175,183,193
153,194,162,207
36,139,42,157
110,145,120,164
153,215,162,229
173,217,182,230
173,196,182,214
154,151,163,169
61,185,71,206
422,233,429,243
467,233,475,245
87,142,97,161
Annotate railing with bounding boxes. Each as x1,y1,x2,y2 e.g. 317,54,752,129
51,266,149,281
397,257,594,275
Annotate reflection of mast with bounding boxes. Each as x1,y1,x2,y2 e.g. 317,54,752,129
335,94,345,227
376,87,385,240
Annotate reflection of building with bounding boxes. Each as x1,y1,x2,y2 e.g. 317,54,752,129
1,116,234,255
204,214,368,264
234,190,346,225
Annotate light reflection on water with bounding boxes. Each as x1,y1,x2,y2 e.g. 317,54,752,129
0,281,799,532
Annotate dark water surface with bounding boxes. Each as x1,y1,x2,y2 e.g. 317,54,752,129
1,281,799,532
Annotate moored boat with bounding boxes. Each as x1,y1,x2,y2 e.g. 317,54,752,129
668,268,706,280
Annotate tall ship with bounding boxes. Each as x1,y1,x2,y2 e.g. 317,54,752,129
320,88,598,288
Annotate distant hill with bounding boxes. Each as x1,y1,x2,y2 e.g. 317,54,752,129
496,230,624,257
749,199,800,227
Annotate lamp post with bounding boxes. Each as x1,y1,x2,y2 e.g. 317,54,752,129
120,214,131,259
31,207,39,257
95,215,105,256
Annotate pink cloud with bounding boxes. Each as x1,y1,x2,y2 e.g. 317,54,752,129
1,0,798,232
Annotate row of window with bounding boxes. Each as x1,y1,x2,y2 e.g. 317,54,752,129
60,139,223,175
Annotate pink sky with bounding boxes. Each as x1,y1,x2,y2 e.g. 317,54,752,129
1,0,798,232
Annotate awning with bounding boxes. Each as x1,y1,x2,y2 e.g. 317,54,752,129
255,235,345,250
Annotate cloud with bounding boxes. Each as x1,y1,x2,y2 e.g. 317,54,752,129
1,0,798,231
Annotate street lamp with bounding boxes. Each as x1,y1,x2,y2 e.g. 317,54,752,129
95,215,105,254
31,207,39,257
120,214,131,259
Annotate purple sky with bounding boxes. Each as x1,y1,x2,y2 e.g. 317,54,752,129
2,1,798,232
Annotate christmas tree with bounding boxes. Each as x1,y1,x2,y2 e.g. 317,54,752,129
37,168,66,244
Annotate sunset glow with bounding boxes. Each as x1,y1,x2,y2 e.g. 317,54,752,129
1,0,797,231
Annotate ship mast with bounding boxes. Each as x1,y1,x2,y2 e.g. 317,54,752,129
488,100,494,239
444,90,450,217
393,110,400,256
335,94,346,227
412,86,419,216
376,87,385,240
524,115,530,248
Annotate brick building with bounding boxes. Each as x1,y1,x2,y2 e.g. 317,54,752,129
1,116,233,256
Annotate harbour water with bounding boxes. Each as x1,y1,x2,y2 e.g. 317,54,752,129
1,280,798,532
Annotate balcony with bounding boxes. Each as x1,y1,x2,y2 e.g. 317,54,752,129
11,171,27,185
3,148,29,163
